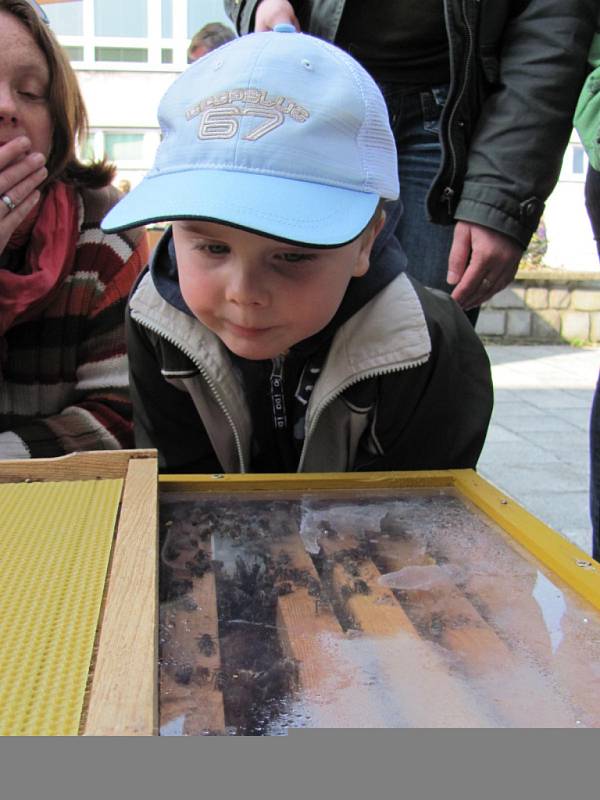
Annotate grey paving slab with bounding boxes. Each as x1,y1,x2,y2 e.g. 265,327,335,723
554,409,592,431
480,344,599,556
489,411,583,434
512,389,592,410
478,441,562,468
482,424,521,444
518,429,590,459
478,463,583,493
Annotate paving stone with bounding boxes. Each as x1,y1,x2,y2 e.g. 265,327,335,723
558,408,594,431
479,465,583,494
480,344,599,549
515,389,593,410
478,441,561,468
483,423,521,444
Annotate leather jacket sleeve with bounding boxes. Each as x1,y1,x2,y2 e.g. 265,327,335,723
452,0,597,247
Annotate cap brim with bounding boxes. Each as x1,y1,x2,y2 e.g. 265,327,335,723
101,169,380,247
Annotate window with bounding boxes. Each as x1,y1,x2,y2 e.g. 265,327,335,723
80,136,96,163
104,133,145,161
64,46,84,62
187,0,232,36
83,130,159,172
94,47,148,62
44,1,83,35
94,0,147,37
572,145,585,176
162,0,173,38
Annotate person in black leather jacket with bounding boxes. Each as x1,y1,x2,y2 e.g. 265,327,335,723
226,0,596,313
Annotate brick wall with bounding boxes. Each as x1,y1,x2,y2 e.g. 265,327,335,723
476,270,600,343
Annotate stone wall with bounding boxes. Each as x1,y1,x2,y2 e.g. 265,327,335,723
476,270,600,343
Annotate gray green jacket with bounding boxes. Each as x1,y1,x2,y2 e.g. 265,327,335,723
226,0,596,248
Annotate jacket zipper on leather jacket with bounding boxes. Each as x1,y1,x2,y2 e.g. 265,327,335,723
441,0,477,215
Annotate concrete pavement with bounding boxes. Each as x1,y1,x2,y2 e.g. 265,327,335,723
478,344,600,555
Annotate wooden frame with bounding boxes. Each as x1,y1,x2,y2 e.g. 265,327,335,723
2,459,598,733
160,469,600,613
0,450,159,736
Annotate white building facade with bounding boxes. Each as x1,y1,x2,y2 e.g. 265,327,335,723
43,0,598,271
44,0,232,187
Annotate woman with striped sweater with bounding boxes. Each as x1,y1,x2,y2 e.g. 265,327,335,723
0,0,148,458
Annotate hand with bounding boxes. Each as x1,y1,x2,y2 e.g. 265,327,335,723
447,221,523,310
255,0,301,31
0,137,47,257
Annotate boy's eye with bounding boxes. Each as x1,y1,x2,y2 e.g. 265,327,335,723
207,243,229,254
277,252,316,264
194,242,229,255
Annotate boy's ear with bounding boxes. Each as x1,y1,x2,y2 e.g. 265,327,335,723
352,210,387,277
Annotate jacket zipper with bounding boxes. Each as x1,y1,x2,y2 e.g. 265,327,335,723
442,0,476,215
130,310,247,472
298,356,429,471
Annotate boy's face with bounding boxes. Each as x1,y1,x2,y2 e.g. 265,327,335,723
172,218,383,361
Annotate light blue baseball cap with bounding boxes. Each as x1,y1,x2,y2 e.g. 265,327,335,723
102,28,399,246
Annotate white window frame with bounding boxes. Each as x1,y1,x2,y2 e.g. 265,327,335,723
53,0,192,71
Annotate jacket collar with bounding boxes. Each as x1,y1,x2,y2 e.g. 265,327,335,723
130,268,431,397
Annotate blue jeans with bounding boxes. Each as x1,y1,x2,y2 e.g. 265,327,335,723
379,83,454,293
379,83,479,326
585,165,600,560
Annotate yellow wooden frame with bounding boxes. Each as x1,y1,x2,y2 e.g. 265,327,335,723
0,450,158,736
1,455,598,735
160,468,600,613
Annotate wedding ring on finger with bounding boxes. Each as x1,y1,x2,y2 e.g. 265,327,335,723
1,194,16,213
481,277,492,290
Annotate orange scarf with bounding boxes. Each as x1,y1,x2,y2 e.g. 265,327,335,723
0,182,80,337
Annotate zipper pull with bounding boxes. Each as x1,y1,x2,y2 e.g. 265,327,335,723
441,186,455,214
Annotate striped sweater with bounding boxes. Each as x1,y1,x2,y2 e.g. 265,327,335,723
0,184,148,459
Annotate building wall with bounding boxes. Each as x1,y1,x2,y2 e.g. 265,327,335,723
543,132,597,272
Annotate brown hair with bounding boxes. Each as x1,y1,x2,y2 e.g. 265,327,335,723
0,0,114,188
188,22,236,61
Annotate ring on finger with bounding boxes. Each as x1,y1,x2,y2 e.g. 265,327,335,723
481,276,492,290
1,194,16,213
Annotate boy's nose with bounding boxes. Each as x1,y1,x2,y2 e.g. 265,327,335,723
226,266,269,306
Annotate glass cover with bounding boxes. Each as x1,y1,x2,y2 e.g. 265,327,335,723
159,488,600,733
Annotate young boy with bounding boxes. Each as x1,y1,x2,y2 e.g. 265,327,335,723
102,27,493,474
